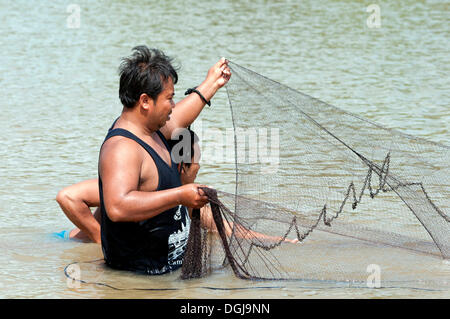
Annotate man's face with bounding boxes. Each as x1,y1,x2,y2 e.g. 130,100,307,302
153,77,175,128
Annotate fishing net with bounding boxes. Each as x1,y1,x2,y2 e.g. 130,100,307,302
180,62,450,288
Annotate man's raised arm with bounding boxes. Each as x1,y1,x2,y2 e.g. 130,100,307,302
161,58,231,139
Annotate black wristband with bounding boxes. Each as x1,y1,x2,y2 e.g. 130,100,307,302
185,86,211,107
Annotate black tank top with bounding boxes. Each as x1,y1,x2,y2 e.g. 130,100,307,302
99,126,190,275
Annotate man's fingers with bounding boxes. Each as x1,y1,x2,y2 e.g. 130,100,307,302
196,185,209,203
220,65,231,82
197,186,210,196
214,57,229,71
208,58,231,85
194,197,209,208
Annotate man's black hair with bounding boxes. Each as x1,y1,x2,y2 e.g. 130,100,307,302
118,45,178,108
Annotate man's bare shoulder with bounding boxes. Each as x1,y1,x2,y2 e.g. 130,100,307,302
99,135,144,169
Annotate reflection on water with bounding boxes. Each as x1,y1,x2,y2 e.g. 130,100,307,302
0,0,448,298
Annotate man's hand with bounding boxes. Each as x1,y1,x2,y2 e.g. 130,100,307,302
160,58,231,138
178,183,209,209
204,57,231,89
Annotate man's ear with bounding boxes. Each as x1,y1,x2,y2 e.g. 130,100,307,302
139,93,154,110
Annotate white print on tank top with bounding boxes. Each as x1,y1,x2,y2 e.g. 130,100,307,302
167,205,190,266
174,205,182,220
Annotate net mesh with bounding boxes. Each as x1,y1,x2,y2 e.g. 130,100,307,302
180,62,450,288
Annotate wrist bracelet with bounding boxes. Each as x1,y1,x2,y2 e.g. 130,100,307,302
185,86,211,107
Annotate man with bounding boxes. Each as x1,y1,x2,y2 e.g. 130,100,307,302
56,47,297,275
56,46,227,244
87,46,229,275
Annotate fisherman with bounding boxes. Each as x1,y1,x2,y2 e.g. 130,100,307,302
55,46,298,275
56,46,230,275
